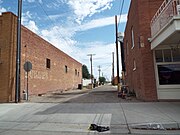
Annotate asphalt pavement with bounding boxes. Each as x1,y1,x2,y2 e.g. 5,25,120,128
0,85,180,135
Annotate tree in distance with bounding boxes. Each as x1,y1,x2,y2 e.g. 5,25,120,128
99,77,106,85
82,65,90,79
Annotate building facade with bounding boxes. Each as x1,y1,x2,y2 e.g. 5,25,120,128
0,12,82,102
124,0,165,101
150,0,180,100
124,0,180,101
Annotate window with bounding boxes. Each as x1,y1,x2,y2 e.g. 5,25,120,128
155,49,180,63
155,50,163,62
158,64,180,85
172,48,180,62
46,58,50,69
163,49,172,62
133,59,136,71
65,65,68,73
78,72,79,77
131,27,135,49
75,69,77,75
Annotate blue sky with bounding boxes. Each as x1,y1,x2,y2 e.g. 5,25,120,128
0,0,131,80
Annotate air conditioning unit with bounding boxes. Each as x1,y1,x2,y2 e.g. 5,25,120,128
177,5,180,15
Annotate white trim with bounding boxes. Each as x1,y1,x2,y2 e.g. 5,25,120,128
133,59,136,71
158,85,180,89
153,50,160,98
151,17,180,50
131,27,135,49
154,49,180,99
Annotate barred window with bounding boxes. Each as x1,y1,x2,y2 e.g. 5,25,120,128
65,65,68,73
46,58,50,69
75,69,77,75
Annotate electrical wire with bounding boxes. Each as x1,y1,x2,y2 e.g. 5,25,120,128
102,64,112,71
117,0,122,19
36,1,73,47
117,0,125,31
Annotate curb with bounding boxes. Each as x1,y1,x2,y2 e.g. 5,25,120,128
131,122,180,130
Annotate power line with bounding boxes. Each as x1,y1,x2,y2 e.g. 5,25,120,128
36,1,73,47
117,0,125,30
117,0,122,18
103,64,112,71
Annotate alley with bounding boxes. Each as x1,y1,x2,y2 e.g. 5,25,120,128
29,84,138,103
0,85,180,135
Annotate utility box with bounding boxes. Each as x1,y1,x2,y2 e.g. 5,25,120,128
78,84,82,89
22,90,27,100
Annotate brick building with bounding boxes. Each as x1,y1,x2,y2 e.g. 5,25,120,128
0,12,82,102
124,0,180,101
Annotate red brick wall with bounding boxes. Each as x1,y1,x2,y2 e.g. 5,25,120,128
124,0,164,101
0,12,82,102
0,12,16,102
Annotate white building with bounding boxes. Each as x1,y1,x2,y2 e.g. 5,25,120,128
150,0,180,99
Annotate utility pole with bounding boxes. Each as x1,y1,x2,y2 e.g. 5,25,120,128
115,15,120,91
87,54,95,89
112,52,114,84
15,0,22,103
118,32,125,85
98,65,101,79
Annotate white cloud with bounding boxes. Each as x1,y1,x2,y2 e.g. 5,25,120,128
39,25,117,80
27,0,35,2
23,11,32,20
36,13,125,80
72,41,118,80
77,14,127,31
68,0,114,24
22,11,32,23
0,0,5,15
18,1,122,80
0,0,7,15
49,14,66,20
40,25,77,55
41,25,75,42
22,11,39,33
0,7,6,15
39,0,42,3
26,0,42,3
45,0,67,9
26,20,39,33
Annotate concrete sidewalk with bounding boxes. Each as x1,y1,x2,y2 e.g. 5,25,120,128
122,102,180,134
0,102,180,135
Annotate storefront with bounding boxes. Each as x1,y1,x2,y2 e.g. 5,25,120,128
154,47,180,99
